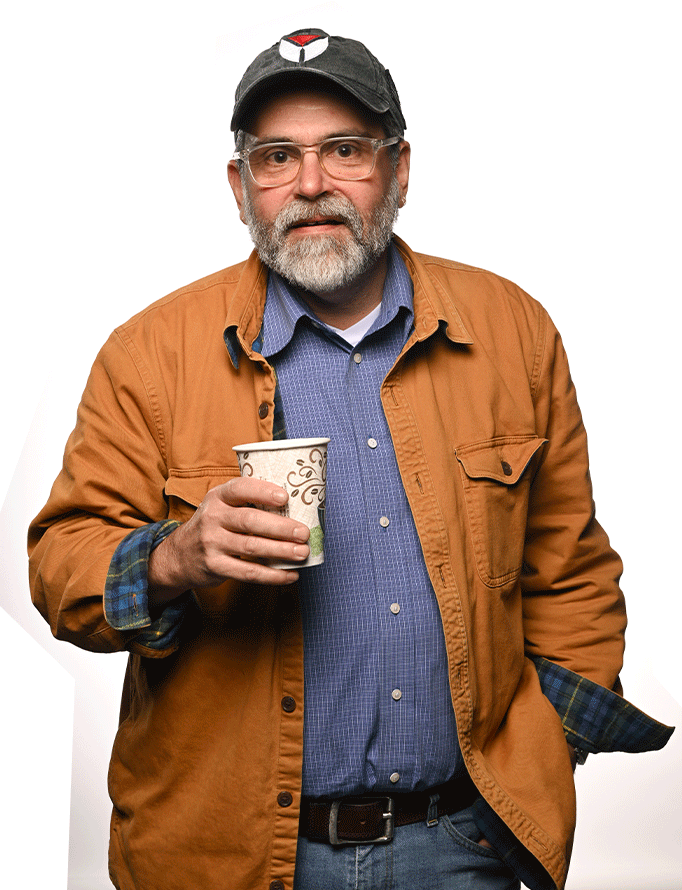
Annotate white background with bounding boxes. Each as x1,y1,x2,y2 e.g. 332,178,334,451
1,2,680,888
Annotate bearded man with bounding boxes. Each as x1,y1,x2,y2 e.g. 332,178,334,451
28,28,672,890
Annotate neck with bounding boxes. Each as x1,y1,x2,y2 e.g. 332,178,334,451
292,249,389,330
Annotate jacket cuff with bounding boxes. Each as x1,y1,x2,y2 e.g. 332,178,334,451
104,520,190,653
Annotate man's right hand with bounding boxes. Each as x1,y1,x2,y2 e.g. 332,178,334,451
147,477,310,609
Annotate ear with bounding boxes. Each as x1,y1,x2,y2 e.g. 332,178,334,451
396,140,411,206
227,160,248,225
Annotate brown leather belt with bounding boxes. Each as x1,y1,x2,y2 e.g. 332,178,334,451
299,774,478,846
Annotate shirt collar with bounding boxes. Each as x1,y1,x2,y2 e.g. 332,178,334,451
259,240,414,359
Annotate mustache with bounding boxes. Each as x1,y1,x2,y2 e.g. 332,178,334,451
272,196,364,240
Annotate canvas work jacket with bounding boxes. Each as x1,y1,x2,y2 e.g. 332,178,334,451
28,237,672,890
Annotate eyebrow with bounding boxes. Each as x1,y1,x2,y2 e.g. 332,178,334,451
247,130,380,147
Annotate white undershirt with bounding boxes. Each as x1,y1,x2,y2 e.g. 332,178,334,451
328,303,382,348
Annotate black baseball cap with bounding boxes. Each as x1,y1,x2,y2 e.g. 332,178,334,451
231,28,406,136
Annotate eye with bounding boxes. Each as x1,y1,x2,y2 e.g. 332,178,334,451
252,145,299,168
337,142,359,158
266,147,296,166
328,140,363,160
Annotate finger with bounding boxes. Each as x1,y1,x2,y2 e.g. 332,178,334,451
215,476,291,509
226,529,310,563
221,504,310,544
203,552,304,587
211,478,310,539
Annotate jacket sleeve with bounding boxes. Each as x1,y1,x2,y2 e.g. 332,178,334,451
521,309,627,692
28,327,180,655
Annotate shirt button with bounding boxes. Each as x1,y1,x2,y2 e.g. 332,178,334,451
353,352,362,364
391,688,402,701
277,791,293,807
379,516,390,528
270,882,285,890
501,460,513,476
367,437,378,449
390,602,401,615
258,402,269,419
389,772,400,784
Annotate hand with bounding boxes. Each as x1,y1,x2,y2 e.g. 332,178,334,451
148,477,310,607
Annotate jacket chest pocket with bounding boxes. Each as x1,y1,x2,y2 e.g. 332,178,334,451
454,436,547,588
164,467,242,522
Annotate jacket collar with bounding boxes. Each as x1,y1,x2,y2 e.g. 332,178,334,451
223,251,269,369
392,236,473,346
223,236,473,368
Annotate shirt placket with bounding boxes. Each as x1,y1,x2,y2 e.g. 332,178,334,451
347,337,417,791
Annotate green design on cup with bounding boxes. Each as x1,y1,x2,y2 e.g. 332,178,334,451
308,526,324,556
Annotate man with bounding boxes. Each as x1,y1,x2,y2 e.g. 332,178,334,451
29,28,672,890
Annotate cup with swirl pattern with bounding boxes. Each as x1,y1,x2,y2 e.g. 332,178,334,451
233,437,329,568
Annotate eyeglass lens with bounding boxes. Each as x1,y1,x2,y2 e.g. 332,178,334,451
248,138,376,186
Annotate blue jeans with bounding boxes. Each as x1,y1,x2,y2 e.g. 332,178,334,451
294,802,521,890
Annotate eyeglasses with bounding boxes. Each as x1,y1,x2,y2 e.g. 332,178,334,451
232,135,401,188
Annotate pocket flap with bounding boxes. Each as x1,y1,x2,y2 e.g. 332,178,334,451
164,467,241,507
455,436,547,485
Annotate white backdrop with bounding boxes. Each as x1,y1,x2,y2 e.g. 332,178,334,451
2,2,680,888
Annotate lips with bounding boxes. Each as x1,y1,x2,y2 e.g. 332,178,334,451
272,197,363,241
290,218,344,230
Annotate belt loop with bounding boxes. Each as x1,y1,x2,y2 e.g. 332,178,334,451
426,792,440,827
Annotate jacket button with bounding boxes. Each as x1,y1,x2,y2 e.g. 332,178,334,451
281,696,296,713
501,460,513,476
258,402,269,419
277,791,293,807
270,882,285,890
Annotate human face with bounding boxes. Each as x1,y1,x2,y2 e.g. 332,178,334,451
228,90,410,296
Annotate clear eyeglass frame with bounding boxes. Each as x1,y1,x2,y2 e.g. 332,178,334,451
231,134,401,188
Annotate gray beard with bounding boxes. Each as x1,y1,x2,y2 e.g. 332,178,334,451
242,177,401,293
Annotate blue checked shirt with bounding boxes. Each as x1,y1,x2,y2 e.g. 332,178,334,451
259,245,461,796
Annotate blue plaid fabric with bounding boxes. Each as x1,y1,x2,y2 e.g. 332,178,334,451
104,519,191,652
531,655,673,754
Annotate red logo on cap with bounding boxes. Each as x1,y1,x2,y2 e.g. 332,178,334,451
287,34,320,47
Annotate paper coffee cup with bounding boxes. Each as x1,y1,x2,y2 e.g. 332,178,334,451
233,437,329,568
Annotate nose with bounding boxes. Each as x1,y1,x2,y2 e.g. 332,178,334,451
295,147,332,199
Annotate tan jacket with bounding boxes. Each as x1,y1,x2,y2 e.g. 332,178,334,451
29,238,628,890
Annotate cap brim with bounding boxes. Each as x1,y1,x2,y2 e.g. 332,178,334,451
231,68,391,132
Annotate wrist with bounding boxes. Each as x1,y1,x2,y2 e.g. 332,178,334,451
148,529,190,609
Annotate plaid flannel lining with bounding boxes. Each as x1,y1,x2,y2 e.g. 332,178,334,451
531,655,674,753
104,519,190,651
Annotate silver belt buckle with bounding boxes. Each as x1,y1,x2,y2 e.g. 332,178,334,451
328,796,395,846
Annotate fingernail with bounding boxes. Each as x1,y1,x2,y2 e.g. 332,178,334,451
293,526,309,542
293,545,309,559
273,490,287,504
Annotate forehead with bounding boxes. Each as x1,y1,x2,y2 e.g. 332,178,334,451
246,88,387,141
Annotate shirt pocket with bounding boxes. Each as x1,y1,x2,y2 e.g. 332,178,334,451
164,467,242,522
454,436,547,587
